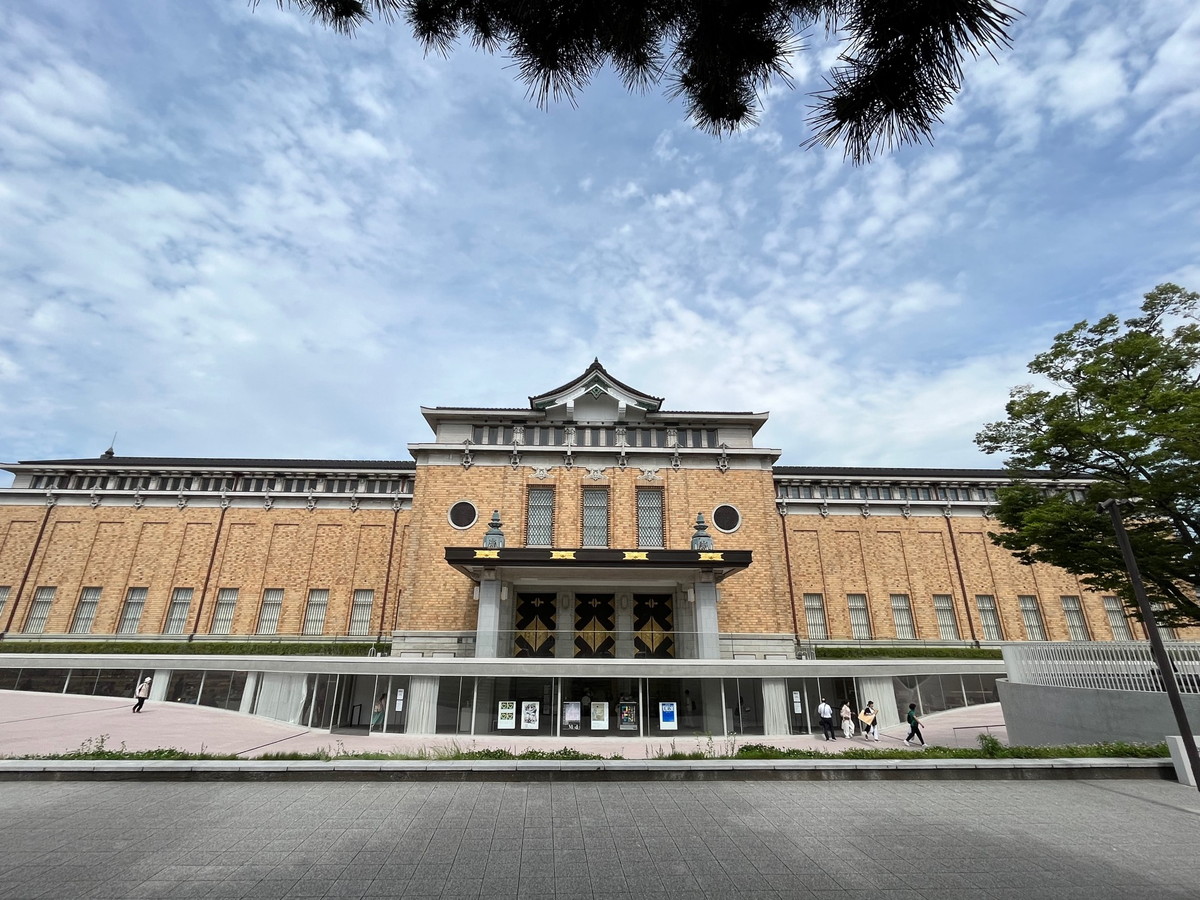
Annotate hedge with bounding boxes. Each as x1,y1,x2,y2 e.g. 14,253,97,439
813,646,1003,660
0,641,387,657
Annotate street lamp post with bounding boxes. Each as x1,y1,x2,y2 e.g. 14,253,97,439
1099,499,1200,792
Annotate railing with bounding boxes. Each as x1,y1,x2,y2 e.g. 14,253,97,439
1004,641,1200,694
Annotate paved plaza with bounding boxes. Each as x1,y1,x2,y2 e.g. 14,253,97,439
0,778,1197,900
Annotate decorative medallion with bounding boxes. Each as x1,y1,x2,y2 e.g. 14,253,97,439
587,466,605,480
531,465,551,480
90,491,102,509
639,467,660,480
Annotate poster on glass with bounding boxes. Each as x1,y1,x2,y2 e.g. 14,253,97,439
563,701,581,731
395,688,405,713
498,700,517,730
590,701,609,730
618,701,638,732
658,701,678,731
521,700,540,730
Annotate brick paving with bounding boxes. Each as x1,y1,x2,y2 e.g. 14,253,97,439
0,778,1196,899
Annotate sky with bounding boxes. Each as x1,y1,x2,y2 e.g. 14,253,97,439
1,1,1198,480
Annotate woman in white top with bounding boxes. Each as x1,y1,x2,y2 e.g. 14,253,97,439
840,701,855,738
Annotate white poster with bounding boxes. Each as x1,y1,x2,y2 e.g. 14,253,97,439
563,701,581,731
497,700,517,730
590,701,609,730
659,701,678,731
521,700,540,730
792,691,803,714
395,688,406,713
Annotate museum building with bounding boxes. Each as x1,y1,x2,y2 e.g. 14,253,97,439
0,361,1179,738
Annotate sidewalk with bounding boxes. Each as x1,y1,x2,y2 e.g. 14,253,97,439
0,689,1007,759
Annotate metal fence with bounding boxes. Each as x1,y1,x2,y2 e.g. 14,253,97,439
1004,641,1200,693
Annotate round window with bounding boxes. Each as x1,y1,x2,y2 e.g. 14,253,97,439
712,504,741,533
448,500,478,529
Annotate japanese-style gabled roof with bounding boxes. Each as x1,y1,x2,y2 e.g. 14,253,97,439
528,358,664,412
771,465,1079,481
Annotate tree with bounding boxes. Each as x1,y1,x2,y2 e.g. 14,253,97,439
263,0,1020,163
976,283,1200,628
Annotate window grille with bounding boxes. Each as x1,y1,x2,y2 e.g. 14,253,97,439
890,594,916,639
256,588,284,634
0,585,9,621
24,586,56,634
1018,595,1047,641
117,587,147,634
70,587,102,634
932,594,960,640
636,489,664,548
302,589,329,636
976,595,1004,641
526,488,555,546
582,488,609,547
164,588,193,634
211,588,238,634
847,594,872,639
1151,602,1179,640
348,589,374,636
803,594,828,640
1060,595,1090,641
1102,596,1133,640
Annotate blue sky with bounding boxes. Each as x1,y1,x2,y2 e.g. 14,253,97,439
1,1,1198,478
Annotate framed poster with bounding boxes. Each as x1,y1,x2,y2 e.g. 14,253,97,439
395,688,405,713
563,701,581,731
792,691,803,715
618,701,638,732
590,701,609,730
659,701,678,731
521,700,540,730
497,700,517,730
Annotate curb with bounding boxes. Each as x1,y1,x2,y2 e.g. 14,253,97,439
0,758,1175,782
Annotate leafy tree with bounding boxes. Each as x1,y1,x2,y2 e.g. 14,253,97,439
976,284,1200,628
263,0,1020,162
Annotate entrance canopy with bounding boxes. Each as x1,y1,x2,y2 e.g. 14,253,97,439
445,547,752,584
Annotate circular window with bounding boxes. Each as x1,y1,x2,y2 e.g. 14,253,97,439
712,504,741,533
448,500,478,529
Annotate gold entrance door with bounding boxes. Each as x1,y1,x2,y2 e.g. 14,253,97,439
514,593,556,657
574,594,616,658
633,594,675,658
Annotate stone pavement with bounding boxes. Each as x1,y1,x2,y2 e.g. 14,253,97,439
0,778,1196,900
0,691,1008,759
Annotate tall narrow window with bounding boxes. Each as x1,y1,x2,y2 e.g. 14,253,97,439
803,594,828,640
211,588,238,634
348,589,374,636
71,587,102,634
164,588,193,634
636,489,664,548
117,587,147,634
1102,596,1133,640
1018,595,1047,641
1060,595,1090,641
847,594,872,640
581,488,609,547
1151,602,1179,640
526,488,555,546
302,589,329,636
975,595,1004,641
257,588,284,634
890,594,916,639
0,586,9,621
24,586,56,634
932,594,960,640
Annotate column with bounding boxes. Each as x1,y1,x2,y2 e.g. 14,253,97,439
694,571,720,659
475,569,502,658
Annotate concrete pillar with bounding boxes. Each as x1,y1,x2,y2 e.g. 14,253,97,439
475,569,501,658
694,572,720,659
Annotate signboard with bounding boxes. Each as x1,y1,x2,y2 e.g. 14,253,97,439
395,688,405,713
659,701,678,731
590,701,609,730
521,700,540,730
792,691,803,715
563,701,581,731
498,700,517,730
618,701,638,732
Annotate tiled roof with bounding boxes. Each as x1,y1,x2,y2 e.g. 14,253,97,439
771,465,1068,480
11,457,416,470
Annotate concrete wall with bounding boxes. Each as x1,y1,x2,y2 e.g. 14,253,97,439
998,678,1200,745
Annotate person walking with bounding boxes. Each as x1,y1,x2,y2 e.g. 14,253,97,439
816,698,835,741
904,702,925,746
840,701,855,739
859,701,879,741
371,693,386,730
132,677,152,713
